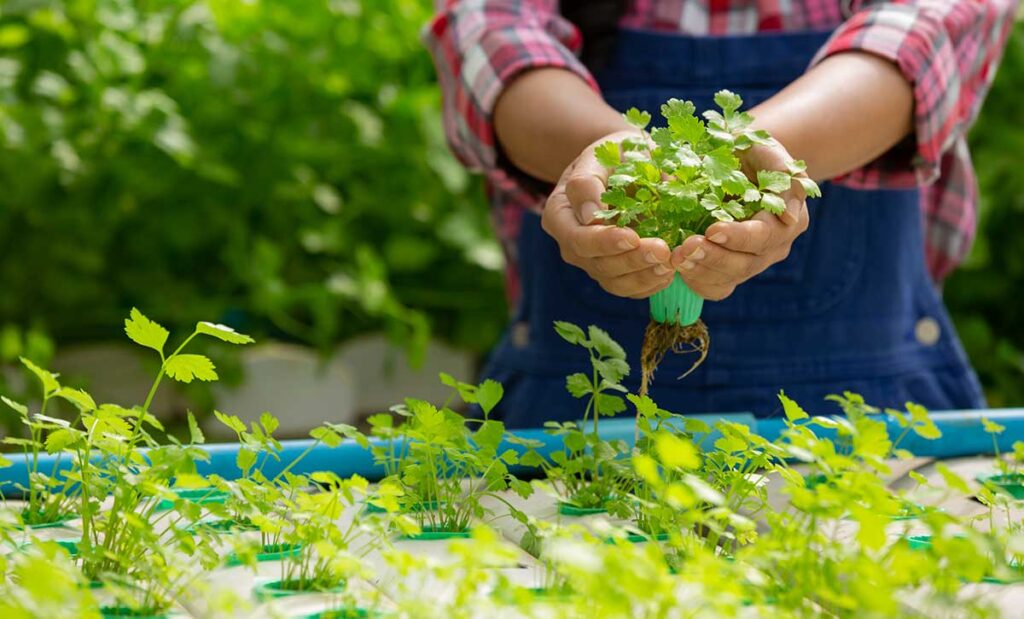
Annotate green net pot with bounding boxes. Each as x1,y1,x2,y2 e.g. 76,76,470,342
976,473,1024,500
294,609,383,618
225,542,303,567
649,274,703,326
17,510,77,530
399,525,471,541
252,579,346,602
156,487,229,512
100,607,168,619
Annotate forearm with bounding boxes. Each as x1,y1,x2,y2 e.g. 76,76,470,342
494,67,629,183
751,51,914,182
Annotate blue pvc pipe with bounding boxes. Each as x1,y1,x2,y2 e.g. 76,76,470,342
2,409,1022,495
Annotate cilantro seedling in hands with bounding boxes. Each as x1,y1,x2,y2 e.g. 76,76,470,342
594,91,820,390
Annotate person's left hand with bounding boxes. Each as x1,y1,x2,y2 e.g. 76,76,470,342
670,139,811,301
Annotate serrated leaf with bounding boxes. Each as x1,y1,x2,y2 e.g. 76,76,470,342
566,373,592,398
760,193,787,215
236,448,256,473
595,393,626,416
553,321,586,346
55,387,96,412
794,176,822,199
778,391,809,422
196,322,254,345
588,325,626,360
187,411,205,445
594,358,629,384
45,428,76,453
476,379,504,415
702,146,739,184
259,411,279,435
213,410,246,434
310,425,342,448
714,90,743,116
757,170,792,193
1,396,28,417
624,108,651,130
20,357,59,395
594,141,621,168
124,308,169,355
982,416,1006,435
164,354,218,383
786,159,808,175
655,433,700,469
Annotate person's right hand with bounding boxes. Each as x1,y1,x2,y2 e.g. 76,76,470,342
540,131,675,299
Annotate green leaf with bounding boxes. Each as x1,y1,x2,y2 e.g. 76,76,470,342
667,113,706,145
2,396,29,417
196,322,254,345
760,193,787,216
786,159,808,175
757,170,792,194
594,393,626,416
164,354,218,383
702,146,740,185
20,357,59,396
627,393,659,419
310,425,342,448
476,379,503,415
714,90,743,116
45,428,76,453
935,463,971,494
55,387,96,412
794,176,822,199
594,141,621,168
588,325,626,360
259,412,279,435
553,321,586,346
907,403,941,440
566,373,592,398
213,410,246,434
593,358,629,384
124,308,169,355
778,391,809,422
982,416,1006,435
236,448,257,473
655,433,700,469
624,108,651,130
187,411,205,445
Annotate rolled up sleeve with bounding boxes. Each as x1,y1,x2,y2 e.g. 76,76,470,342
811,0,1019,189
423,0,598,173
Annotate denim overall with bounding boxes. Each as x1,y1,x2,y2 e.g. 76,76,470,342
480,29,985,428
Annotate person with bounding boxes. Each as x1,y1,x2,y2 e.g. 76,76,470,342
425,0,1018,428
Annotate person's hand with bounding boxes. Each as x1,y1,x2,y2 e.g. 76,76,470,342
541,130,675,299
670,139,811,301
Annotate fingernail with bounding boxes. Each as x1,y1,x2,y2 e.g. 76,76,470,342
682,260,696,271
618,239,635,251
644,252,660,265
580,201,599,224
687,246,705,261
653,264,671,275
708,233,727,244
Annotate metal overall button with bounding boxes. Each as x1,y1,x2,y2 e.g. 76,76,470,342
915,317,941,346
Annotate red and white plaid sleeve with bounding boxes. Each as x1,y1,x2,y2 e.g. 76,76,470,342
811,0,1019,278
424,0,597,174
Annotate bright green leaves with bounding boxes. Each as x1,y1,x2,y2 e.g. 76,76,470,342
556,322,628,417
125,308,169,355
982,416,1006,434
713,89,742,117
779,391,809,422
598,92,821,246
20,357,59,396
566,373,592,398
595,141,621,168
625,107,651,130
588,325,626,361
196,322,254,345
164,354,218,383
554,320,586,345
654,432,700,469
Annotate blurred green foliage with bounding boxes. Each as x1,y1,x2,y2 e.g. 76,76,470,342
0,0,507,365
948,19,1024,407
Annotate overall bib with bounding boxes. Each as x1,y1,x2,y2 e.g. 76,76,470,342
480,29,985,428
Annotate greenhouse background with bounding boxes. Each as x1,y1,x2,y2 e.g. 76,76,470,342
3,1,1024,618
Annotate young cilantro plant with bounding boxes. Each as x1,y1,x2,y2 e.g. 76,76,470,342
595,92,821,393
536,322,633,512
368,376,531,534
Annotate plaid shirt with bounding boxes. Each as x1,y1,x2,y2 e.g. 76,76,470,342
425,0,1019,297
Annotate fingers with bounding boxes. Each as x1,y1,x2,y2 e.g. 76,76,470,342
704,201,808,256
565,149,612,225
543,194,640,260
600,265,675,299
589,238,671,278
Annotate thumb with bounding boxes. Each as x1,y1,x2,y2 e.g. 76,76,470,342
564,147,612,225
